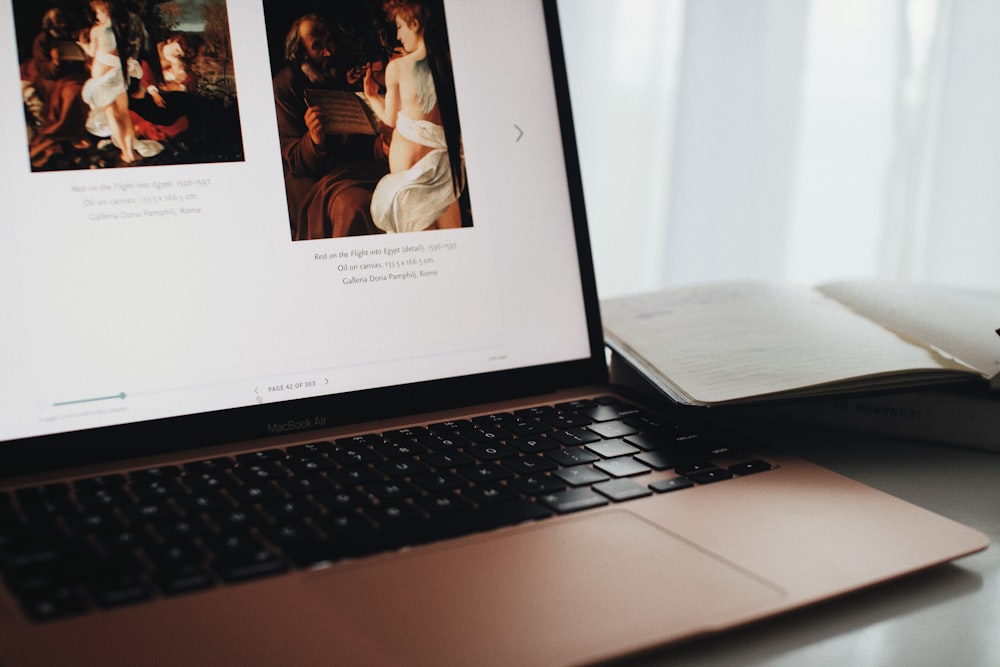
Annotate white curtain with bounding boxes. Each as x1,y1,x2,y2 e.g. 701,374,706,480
559,0,1000,298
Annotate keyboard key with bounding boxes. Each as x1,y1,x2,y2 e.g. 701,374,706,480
258,520,319,549
120,501,179,523
635,450,678,471
513,405,557,420
546,446,599,467
312,488,367,512
593,457,650,478
366,480,420,502
684,468,733,484
91,527,157,555
369,503,424,525
330,445,383,466
216,551,288,583
593,479,653,502
585,439,640,459
649,477,694,493
623,433,674,452
414,493,474,515
428,418,472,432
457,462,513,483
503,454,557,475
5,565,71,598
554,399,597,413
211,507,267,532
260,524,338,568
2,542,67,572
176,490,233,513
62,509,126,537
335,433,384,449
374,440,429,459
505,420,552,437
231,463,286,483
76,487,132,512
542,413,593,430
553,466,609,488
580,403,636,422
411,471,468,493
466,443,516,460
228,483,283,504
623,412,679,434
421,450,474,469
315,512,374,538
471,413,516,427
508,436,559,454
508,475,565,496
236,450,285,465
672,433,712,451
154,516,213,542
382,426,430,442
19,586,90,621
275,474,335,495
539,488,608,514
586,420,640,440
147,543,206,571
465,484,520,505
154,563,215,595
729,460,773,476
331,466,384,485
547,427,601,447
378,458,431,477
129,466,181,483
286,441,335,456
261,498,319,522
205,534,287,583
674,462,719,476
459,425,513,445
183,457,235,473
73,474,127,493
415,432,472,450
88,573,151,608
183,470,235,491
283,454,335,474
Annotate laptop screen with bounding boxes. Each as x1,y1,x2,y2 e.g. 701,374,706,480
1,1,599,454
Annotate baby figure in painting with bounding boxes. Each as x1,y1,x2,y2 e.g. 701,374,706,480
363,0,461,233
78,0,162,163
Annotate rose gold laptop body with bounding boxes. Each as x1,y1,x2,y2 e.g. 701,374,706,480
1,387,987,666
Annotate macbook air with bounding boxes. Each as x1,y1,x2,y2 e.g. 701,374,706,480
0,1,987,665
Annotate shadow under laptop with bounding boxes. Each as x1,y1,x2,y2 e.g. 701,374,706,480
604,560,986,667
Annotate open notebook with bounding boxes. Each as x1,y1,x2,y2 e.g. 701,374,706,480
0,2,987,665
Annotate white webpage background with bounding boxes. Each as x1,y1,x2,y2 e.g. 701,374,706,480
0,0,590,441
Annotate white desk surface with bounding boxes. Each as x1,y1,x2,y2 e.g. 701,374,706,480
621,424,1000,667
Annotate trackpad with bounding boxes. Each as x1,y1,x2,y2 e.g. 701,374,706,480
308,510,784,665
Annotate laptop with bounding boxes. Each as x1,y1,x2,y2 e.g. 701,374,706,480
1,1,987,665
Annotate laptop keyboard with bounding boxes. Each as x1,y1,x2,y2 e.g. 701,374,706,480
0,396,773,622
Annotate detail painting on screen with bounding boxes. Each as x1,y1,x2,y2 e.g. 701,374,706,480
14,0,245,172
264,0,473,240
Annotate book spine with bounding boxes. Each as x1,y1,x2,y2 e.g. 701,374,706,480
720,392,1000,453
610,350,999,453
